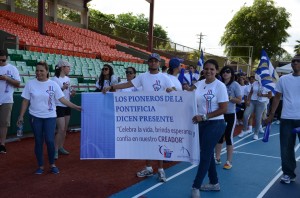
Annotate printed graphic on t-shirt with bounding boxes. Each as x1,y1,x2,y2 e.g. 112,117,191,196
203,89,215,113
46,86,55,111
4,70,12,93
153,80,162,91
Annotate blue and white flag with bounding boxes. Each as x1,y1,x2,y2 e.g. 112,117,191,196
255,49,279,94
197,49,204,71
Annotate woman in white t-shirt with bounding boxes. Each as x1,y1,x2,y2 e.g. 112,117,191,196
17,61,81,175
95,64,118,92
239,76,272,140
52,60,76,159
191,59,228,197
117,67,140,92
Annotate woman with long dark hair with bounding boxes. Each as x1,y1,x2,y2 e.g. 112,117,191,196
191,59,228,198
95,64,118,92
214,66,242,170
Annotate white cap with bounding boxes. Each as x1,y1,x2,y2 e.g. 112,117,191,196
57,60,71,67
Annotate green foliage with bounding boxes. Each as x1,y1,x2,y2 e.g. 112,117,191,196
89,9,115,35
15,0,38,12
57,7,80,23
220,0,291,61
294,40,300,54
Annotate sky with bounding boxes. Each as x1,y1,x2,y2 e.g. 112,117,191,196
89,0,300,57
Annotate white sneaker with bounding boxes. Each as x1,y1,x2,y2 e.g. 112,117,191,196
239,121,244,125
158,170,167,182
253,134,258,140
246,128,252,134
238,131,246,138
276,120,280,125
259,127,264,134
192,188,200,198
238,129,251,138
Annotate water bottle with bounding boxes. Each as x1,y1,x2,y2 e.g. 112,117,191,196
17,124,23,137
292,127,300,134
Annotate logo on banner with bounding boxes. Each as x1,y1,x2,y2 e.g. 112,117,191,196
159,145,173,158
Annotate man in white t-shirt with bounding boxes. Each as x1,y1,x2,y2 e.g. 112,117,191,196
265,54,300,184
103,53,175,183
0,49,21,154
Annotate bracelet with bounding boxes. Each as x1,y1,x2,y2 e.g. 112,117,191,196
201,114,208,121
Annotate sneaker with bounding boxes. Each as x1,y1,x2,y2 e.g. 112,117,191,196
200,183,220,191
54,151,58,160
238,131,245,138
253,134,258,140
215,158,222,165
239,121,244,125
259,127,264,134
35,168,44,175
0,145,7,154
158,170,167,182
246,128,252,134
276,120,280,125
51,166,60,174
280,174,296,184
137,167,153,177
191,188,200,198
223,161,232,170
58,148,70,155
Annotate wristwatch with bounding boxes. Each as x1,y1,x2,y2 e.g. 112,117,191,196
201,114,208,121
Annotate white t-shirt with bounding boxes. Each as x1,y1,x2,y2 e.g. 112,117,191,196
21,79,64,118
275,73,300,119
95,75,118,90
0,63,21,104
117,80,141,92
52,76,71,107
194,79,228,120
245,81,270,102
131,72,174,91
239,85,247,102
167,74,183,91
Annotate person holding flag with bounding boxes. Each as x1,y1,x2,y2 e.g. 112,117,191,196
239,49,274,140
265,54,300,184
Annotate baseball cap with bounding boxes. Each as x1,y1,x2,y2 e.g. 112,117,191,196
148,53,161,62
57,60,71,67
169,58,183,69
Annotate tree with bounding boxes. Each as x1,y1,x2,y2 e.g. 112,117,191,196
294,40,300,54
220,0,291,62
57,7,80,23
15,0,38,12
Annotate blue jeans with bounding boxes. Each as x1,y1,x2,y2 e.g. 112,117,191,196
243,100,266,134
193,119,226,189
29,115,56,167
280,119,300,178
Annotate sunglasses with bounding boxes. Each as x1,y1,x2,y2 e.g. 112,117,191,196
102,67,109,71
223,69,231,74
148,59,159,63
292,59,300,63
0,59,6,62
126,71,134,74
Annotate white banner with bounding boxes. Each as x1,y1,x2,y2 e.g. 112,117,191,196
80,91,199,164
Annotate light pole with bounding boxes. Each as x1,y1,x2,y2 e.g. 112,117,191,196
197,32,206,51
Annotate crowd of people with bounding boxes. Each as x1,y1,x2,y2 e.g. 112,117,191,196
1,48,300,197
